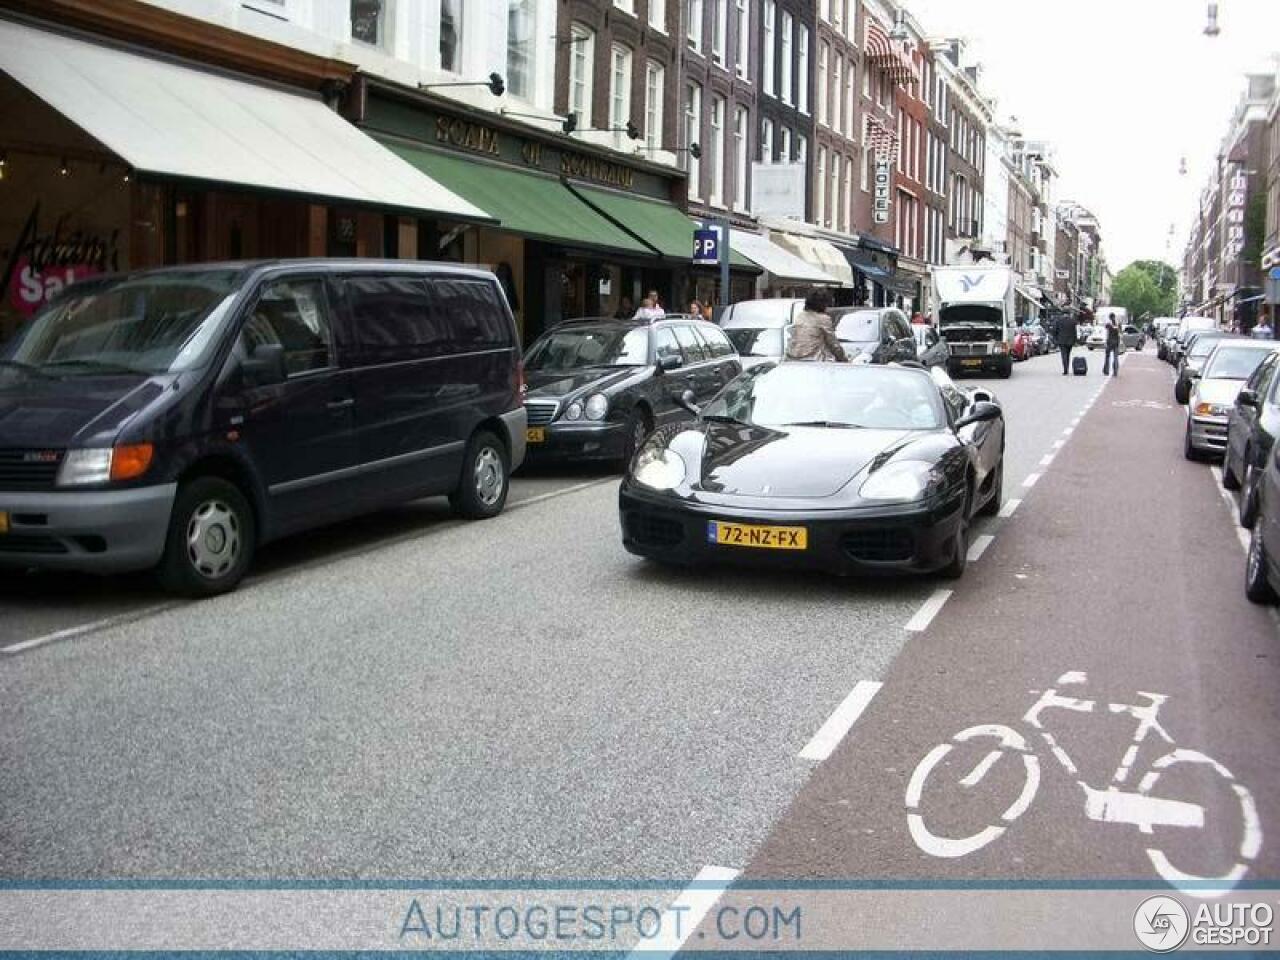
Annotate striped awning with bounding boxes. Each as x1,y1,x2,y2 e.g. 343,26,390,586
864,18,918,86
864,113,899,163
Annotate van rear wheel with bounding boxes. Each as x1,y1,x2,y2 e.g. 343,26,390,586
158,477,255,597
450,430,509,519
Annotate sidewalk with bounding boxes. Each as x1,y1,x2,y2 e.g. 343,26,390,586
739,350,1280,886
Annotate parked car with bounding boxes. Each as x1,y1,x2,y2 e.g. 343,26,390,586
1244,439,1280,604
1169,316,1219,365
1184,340,1277,461
913,324,951,368
1223,346,1280,528
1175,331,1236,404
1122,325,1146,351
522,315,741,466
1085,325,1130,352
717,298,803,370
829,307,918,364
0,260,526,595
619,363,1004,579
1155,319,1181,361
1025,323,1051,354
1011,328,1035,361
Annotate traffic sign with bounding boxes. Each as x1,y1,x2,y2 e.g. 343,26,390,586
693,228,719,266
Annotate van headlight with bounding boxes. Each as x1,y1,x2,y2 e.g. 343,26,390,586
633,445,687,491
584,393,609,421
57,448,113,486
859,460,941,502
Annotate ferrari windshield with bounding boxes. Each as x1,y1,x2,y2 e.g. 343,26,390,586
703,363,945,431
4,269,243,374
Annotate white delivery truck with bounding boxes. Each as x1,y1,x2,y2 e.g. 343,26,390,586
931,265,1015,379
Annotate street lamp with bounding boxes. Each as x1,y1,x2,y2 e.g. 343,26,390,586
1204,2,1221,37
419,72,505,97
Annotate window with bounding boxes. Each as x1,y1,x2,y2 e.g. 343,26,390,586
735,0,749,80
844,154,854,229
832,55,843,134
829,153,839,229
712,0,727,65
434,279,511,351
760,117,774,163
345,276,447,363
762,0,775,95
653,327,682,365
614,0,634,13
440,0,462,71
710,95,726,205
672,325,708,363
242,279,335,375
819,0,829,20
610,45,633,134
863,63,870,98
568,25,594,127
734,105,749,211
649,0,665,31
796,26,808,114
862,149,871,192
507,0,536,100
781,126,791,164
831,0,841,32
702,325,735,358
845,65,855,141
350,0,388,47
644,61,665,151
817,42,828,126
779,12,792,104
686,0,703,52
796,133,807,162
816,147,826,225
684,82,702,199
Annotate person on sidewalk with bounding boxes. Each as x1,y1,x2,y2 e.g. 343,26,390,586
785,289,848,362
1056,314,1078,375
1103,315,1121,377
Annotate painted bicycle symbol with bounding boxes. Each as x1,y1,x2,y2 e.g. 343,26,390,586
905,671,1262,891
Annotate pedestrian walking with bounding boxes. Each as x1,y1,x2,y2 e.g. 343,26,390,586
1103,314,1121,377
784,289,848,362
1056,314,1078,375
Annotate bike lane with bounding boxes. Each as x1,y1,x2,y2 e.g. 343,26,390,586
739,352,1280,891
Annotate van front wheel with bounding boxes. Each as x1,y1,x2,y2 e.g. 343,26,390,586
451,430,509,519
158,477,255,596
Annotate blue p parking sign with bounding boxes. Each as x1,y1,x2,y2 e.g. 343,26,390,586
693,228,719,266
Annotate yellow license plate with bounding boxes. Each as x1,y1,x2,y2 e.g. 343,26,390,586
0,511,8,534
526,427,546,443
708,521,807,550
961,358,983,367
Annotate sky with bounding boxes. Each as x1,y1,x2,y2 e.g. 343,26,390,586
901,0,1279,273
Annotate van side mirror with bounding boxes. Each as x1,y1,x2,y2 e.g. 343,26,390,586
242,342,287,387
1239,389,1260,408
657,354,683,373
954,401,1001,430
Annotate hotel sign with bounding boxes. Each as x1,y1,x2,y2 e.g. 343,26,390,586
873,160,893,224
1225,170,1247,263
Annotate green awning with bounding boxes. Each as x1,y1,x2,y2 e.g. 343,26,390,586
380,137,650,255
573,186,756,269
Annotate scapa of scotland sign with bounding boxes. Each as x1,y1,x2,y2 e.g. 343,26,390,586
873,160,893,224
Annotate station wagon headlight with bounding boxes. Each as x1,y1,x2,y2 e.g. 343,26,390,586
57,448,113,486
563,401,584,421
633,445,687,491
859,460,940,502
585,393,609,421
1194,401,1228,417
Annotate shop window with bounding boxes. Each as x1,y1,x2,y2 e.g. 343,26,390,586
242,279,334,376
507,0,536,100
440,0,463,72
351,0,389,48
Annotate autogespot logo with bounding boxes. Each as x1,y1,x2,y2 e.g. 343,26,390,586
1134,895,1190,952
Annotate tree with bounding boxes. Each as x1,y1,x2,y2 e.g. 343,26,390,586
1112,261,1178,319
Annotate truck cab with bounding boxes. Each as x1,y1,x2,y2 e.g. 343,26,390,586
931,266,1015,379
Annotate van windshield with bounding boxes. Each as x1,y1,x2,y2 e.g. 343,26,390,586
4,270,243,375
939,304,1004,329
832,310,882,346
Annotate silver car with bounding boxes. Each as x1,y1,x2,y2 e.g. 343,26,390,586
1186,340,1280,459
719,298,802,371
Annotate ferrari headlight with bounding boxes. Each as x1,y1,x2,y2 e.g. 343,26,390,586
1194,401,1228,417
633,445,687,491
859,460,940,503
563,400,584,421
584,393,609,421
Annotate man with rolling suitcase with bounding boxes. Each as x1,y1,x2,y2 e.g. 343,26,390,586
1056,314,1078,375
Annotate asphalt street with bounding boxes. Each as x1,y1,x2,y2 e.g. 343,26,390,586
4,348,1265,899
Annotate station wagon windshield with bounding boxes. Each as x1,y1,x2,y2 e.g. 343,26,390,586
524,326,650,370
5,270,242,375
1204,346,1275,380
703,364,944,431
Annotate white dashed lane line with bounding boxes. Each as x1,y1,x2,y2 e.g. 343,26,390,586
1023,473,1041,488
798,681,885,761
1,604,180,655
1210,466,1251,555
904,589,953,633
628,865,741,959
966,533,995,563
998,498,1022,518
1039,453,1055,467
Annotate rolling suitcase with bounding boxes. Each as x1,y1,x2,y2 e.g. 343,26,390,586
1073,356,1087,376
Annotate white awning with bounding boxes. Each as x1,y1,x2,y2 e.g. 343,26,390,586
0,19,491,220
730,231,838,284
770,232,855,287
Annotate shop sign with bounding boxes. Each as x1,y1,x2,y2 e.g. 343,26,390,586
873,160,893,224
1225,170,1247,262
558,152,634,190
434,116,501,156
2,204,118,319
